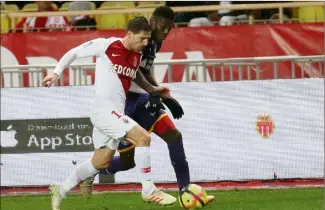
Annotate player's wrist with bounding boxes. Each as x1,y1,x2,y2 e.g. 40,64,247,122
148,85,158,93
52,71,60,78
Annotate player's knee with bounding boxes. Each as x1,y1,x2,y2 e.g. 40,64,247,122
127,125,151,146
137,131,151,147
95,160,111,170
92,157,112,170
167,129,182,144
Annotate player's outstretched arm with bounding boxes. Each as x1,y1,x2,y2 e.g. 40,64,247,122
42,38,109,87
133,70,161,93
141,66,159,87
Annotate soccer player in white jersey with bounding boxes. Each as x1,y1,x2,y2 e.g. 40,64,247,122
42,16,176,210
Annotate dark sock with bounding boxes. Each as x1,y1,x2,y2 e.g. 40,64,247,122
167,139,190,191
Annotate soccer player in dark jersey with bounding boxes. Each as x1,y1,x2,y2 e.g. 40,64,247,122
80,6,215,205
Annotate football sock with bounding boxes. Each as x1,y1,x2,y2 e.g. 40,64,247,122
60,159,99,197
134,146,156,195
134,146,151,181
134,147,156,196
168,139,190,190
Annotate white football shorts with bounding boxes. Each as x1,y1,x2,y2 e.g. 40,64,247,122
90,109,137,150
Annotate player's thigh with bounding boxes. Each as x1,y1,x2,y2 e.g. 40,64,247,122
92,147,116,170
152,114,182,144
92,128,120,151
91,109,137,150
132,103,181,144
125,124,150,147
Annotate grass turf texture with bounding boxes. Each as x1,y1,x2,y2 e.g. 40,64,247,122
1,187,323,210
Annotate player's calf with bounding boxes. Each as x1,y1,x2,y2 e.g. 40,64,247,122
80,148,136,197
126,124,151,175
156,126,214,204
103,149,136,174
154,118,190,191
59,148,115,198
120,149,136,170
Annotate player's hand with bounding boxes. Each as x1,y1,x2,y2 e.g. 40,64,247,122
154,85,172,98
42,72,59,87
146,92,165,114
161,97,184,120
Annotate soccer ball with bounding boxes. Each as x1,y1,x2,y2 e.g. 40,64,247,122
179,184,208,209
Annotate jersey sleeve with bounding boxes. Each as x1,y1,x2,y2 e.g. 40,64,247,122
53,38,110,76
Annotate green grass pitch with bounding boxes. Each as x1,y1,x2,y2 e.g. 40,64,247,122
1,187,323,210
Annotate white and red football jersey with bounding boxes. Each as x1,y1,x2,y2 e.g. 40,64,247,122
53,37,142,113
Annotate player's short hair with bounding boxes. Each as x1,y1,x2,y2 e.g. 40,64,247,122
127,16,152,34
152,6,175,21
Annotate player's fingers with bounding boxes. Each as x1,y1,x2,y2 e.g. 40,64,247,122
48,79,56,87
161,91,172,98
42,79,53,87
161,86,170,91
41,79,48,87
45,81,52,87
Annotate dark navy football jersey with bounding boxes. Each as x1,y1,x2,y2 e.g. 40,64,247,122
139,40,162,72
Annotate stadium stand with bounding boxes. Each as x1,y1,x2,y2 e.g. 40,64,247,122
0,1,323,33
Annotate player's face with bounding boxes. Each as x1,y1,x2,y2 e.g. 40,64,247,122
152,18,174,42
130,30,151,52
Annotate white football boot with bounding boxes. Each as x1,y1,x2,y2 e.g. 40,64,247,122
49,184,64,210
141,181,177,205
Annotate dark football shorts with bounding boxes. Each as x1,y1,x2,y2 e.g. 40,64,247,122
117,92,167,152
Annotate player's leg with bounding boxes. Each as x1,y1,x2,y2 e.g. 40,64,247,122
98,93,150,176
80,146,135,197
50,131,117,210
79,96,139,197
102,147,135,174
79,136,137,198
98,93,139,175
152,115,215,204
124,92,189,190
125,123,152,179
96,108,155,190
150,114,190,190
119,121,176,205
50,110,133,210
122,93,190,192
119,94,176,205
97,110,153,185
82,98,176,205
99,138,136,175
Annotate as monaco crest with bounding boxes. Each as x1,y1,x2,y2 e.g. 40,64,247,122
256,113,274,139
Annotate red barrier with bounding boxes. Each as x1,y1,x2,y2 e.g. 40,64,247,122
1,23,324,86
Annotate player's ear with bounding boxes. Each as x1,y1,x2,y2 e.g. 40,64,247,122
125,30,131,39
